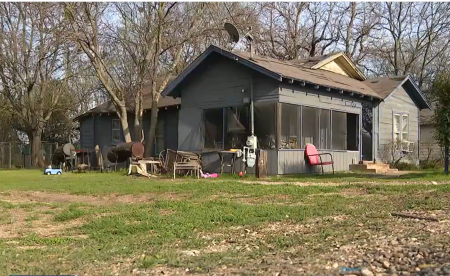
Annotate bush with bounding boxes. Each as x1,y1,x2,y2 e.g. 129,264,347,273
419,160,443,170
393,162,419,171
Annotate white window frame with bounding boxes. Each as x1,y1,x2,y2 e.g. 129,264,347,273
112,119,121,143
393,113,410,150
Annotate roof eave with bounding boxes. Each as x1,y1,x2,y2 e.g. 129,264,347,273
382,75,431,110
281,76,382,100
406,74,431,110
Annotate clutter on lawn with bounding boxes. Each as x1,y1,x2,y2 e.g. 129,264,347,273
200,170,218,178
44,166,62,175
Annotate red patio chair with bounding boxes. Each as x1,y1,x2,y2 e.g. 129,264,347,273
305,144,334,175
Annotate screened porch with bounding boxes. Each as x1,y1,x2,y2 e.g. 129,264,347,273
201,101,361,174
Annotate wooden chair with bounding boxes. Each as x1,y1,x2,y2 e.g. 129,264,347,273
157,149,177,174
173,151,201,179
305,144,334,175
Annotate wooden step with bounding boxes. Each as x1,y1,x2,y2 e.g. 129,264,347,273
387,169,398,172
349,164,379,173
349,163,392,174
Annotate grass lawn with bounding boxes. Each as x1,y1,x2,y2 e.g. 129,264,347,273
1,170,450,275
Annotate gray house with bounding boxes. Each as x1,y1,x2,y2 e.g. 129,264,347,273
364,76,430,163
419,106,443,162
75,95,180,165
162,45,391,174
77,45,430,174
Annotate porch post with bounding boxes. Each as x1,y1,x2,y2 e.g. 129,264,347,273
359,106,363,163
276,102,281,149
372,104,379,163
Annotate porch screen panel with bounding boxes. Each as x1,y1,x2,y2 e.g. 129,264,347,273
225,106,249,149
204,108,224,149
254,102,276,149
281,103,300,149
332,111,347,150
302,106,319,147
319,109,331,149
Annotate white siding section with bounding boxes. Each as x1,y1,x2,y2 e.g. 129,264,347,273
377,85,420,161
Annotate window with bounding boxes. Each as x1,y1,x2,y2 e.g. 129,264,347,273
302,106,319,147
155,119,165,154
281,104,300,149
254,102,276,149
319,109,331,149
332,111,347,150
394,114,408,141
204,108,224,149
112,119,121,143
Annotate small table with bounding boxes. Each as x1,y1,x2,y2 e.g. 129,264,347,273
217,151,240,174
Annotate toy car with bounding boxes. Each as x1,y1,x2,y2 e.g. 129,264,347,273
44,168,62,175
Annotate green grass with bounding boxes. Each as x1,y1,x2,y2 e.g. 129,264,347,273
0,169,450,275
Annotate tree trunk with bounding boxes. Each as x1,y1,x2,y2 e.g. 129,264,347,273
134,118,143,143
445,145,449,175
30,130,45,168
118,106,132,143
145,96,160,157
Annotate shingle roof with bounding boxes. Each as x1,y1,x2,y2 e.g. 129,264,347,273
74,77,180,121
362,76,406,99
162,45,379,99
287,52,339,68
229,49,379,98
74,96,180,121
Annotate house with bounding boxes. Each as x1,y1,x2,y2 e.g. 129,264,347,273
74,94,180,166
419,106,443,162
162,45,389,174
363,76,430,164
77,45,430,174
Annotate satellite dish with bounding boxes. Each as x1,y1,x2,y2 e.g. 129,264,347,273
224,22,239,43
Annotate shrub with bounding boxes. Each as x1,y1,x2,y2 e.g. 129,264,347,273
420,160,443,170
393,162,419,171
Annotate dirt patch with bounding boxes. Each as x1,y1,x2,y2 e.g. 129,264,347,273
0,191,188,206
309,188,371,198
17,245,47,250
241,180,448,186
0,207,83,239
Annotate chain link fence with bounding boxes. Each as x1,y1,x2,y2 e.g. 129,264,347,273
0,141,58,168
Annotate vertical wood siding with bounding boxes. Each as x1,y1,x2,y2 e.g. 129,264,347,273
80,116,94,149
276,150,359,174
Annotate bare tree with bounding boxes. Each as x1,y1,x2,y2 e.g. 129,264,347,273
364,2,450,87
64,3,134,143
337,2,380,65
0,3,70,167
259,2,341,59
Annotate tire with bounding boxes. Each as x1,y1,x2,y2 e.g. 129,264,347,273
57,172,62,175
46,172,51,175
